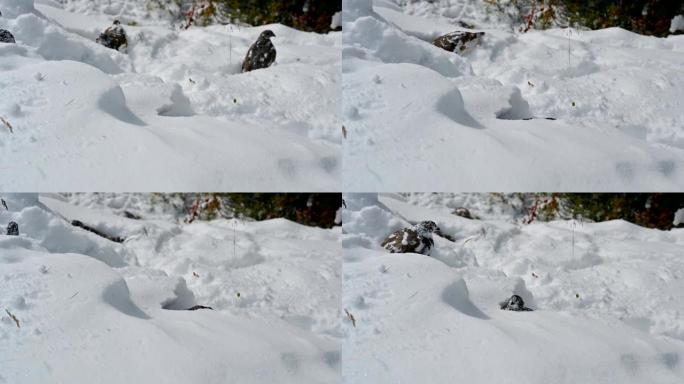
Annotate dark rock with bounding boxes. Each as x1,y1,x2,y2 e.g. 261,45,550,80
456,21,475,29
96,20,128,51
381,221,440,255
433,30,484,54
453,207,473,219
123,210,142,220
0,29,16,44
242,30,276,73
499,294,533,311
187,305,213,311
6,221,18,236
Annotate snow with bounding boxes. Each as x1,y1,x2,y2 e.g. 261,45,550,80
0,194,341,383
343,193,684,383
343,0,684,191
675,208,684,226
0,0,340,191
671,15,684,34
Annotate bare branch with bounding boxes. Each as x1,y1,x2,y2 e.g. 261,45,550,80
1,117,13,134
344,308,356,328
5,309,20,328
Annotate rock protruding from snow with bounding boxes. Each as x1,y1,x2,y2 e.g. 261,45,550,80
96,19,127,52
433,30,484,54
6,221,19,235
0,29,15,43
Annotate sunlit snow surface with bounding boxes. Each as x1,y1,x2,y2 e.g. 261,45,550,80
343,193,684,383
0,0,340,191
343,0,684,191
0,194,341,383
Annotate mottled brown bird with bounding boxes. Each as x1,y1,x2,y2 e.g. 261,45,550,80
96,20,128,51
381,221,440,255
242,30,276,73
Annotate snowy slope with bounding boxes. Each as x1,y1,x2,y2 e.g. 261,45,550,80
342,0,684,191
0,194,341,383
342,193,684,383
0,0,340,191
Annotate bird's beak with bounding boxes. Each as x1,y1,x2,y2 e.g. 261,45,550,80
434,227,442,236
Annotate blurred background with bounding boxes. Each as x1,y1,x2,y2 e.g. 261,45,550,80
402,193,684,230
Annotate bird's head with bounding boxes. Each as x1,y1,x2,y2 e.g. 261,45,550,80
113,19,121,25
260,30,276,40
415,221,441,237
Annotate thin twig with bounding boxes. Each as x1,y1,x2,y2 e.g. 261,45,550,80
344,309,356,328
5,309,20,328
1,117,13,134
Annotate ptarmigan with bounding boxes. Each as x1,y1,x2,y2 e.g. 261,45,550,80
6,221,19,236
96,20,128,52
381,221,440,255
499,295,533,311
0,29,15,44
242,30,276,73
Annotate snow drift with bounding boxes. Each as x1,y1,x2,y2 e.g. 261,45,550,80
0,194,341,383
342,193,684,383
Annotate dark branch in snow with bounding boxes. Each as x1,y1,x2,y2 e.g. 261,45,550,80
344,309,356,328
1,117,13,134
71,220,125,243
5,309,20,328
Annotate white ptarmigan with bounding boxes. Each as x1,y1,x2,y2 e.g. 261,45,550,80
242,30,276,73
381,221,440,255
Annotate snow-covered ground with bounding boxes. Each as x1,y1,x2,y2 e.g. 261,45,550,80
343,193,684,383
0,0,340,191
0,194,341,383
343,0,684,191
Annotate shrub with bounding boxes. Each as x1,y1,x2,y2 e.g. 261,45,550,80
563,193,684,230
216,0,341,32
